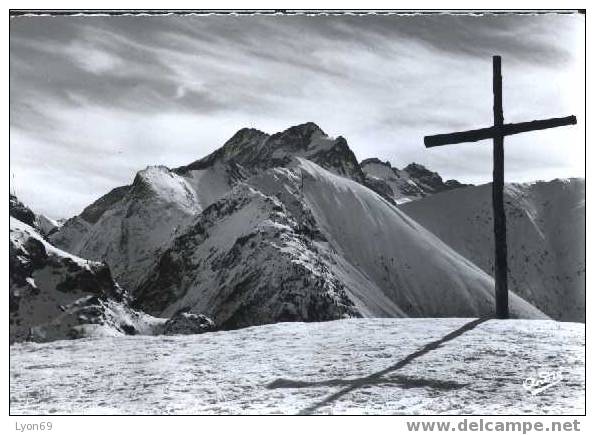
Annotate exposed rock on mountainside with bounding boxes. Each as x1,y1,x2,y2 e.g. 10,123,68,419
79,185,130,224
34,214,60,238
10,194,61,238
10,194,36,227
163,312,216,335
361,158,471,204
403,163,468,193
9,215,137,343
401,179,585,322
181,122,365,182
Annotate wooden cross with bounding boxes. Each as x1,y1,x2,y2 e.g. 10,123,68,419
424,56,577,319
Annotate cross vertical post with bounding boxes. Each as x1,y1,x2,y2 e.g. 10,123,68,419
492,56,508,319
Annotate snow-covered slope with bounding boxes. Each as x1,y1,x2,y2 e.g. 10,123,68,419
296,159,543,319
175,161,249,209
361,158,470,204
134,158,544,324
10,318,584,415
400,179,585,322
9,216,157,343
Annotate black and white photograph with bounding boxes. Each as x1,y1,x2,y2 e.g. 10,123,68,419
8,8,586,418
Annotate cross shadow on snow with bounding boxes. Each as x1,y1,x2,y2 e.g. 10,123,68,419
267,374,468,391
266,317,491,415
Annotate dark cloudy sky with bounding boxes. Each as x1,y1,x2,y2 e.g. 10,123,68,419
10,12,585,219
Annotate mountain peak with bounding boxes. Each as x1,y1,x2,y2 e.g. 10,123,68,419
225,127,269,145
181,122,366,182
267,122,327,148
130,166,200,211
132,165,171,190
279,122,325,137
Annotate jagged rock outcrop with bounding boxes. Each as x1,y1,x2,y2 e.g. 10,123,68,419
361,158,471,204
181,122,365,182
163,312,216,335
403,163,470,194
9,214,148,343
10,194,36,227
9,194,60,238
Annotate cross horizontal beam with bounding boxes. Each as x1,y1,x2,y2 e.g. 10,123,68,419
424,115,577,148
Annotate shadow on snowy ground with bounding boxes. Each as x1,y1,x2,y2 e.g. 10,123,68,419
267,374,468,390
266,316,491,415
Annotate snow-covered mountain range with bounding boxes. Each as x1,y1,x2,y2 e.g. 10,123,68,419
10,122,583,342
134,159,543,328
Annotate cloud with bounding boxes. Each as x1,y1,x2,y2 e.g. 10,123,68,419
9,12,585,218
